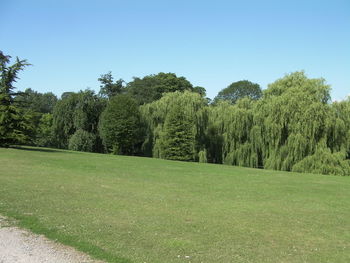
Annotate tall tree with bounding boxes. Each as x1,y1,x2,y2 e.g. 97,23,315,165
14,88,58,145
213,80,262,104
36,113,54,147
52,93,78,148
99,94,143,155
254,71,333,171
52,90,105,151
161,102,195,161
98,71,125,99
140,91,208,160
0,51,31,147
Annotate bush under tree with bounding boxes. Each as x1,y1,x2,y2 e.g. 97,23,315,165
68,129,96,152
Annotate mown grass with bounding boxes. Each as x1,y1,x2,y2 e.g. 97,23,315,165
0,146,349,262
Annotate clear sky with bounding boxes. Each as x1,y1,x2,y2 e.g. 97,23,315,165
1,0,349,100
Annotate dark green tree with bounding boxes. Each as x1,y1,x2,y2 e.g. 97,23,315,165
0,51,31,147
52,90,105,151
213,80,262,104
161,103,195,161
15,88,57,114
98,71,125,99
99,94,143,155
14,88,58,145
126,72,194,104
193,86,207,97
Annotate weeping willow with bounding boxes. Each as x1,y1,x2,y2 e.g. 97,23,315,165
327,99,350,157
206,98,261,167
292,140,350,176
140,91,208,160
206,72,350,175
139,72,349,175
253,71,334,171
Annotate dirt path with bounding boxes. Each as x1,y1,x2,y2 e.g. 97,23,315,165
0,216,103,263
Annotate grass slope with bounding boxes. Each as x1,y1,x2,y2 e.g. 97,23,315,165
0,146,349,262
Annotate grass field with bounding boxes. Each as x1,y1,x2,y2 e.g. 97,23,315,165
0,146,349,262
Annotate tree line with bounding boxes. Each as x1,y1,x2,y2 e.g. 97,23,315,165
1,51,349,176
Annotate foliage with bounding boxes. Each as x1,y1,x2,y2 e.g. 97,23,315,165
68,129,96,152
126,72,194,104
14,88,57,114
98,71,125,99
140,91,208,160
207,98,260,167
193,86,207,97
73,90,105,133
255,71,332,171
0,51,31,147
13,88,58,145
327,99,350,158
161,102,195,161
205,72,350,175
52,90,105,150
213,80,262,104
5,65,350,176
99,94,143,155
198,149,208,163
292,144,350,176
52,93,79,148
35,113,54,147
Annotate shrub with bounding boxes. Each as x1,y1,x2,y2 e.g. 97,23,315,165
198,149,208,163
292,147,350,176
68,129,96,152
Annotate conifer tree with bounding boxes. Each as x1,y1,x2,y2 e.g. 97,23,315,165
161,103,195,161
0,51,31,147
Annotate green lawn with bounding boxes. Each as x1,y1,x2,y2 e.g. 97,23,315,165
0,147,349,262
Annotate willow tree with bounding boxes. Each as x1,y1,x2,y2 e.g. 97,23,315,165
206,98,261,167
254,71,333,171
140,91,208,161
327,99,350,157
206,101,231,164
292,141,350,176
52,90,105,151
207,73,350,175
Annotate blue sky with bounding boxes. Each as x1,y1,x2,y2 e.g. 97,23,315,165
1,0,349,100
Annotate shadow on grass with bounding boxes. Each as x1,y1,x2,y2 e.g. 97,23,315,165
10,146,65,154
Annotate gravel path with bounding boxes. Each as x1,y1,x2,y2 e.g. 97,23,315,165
0,216,103,263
